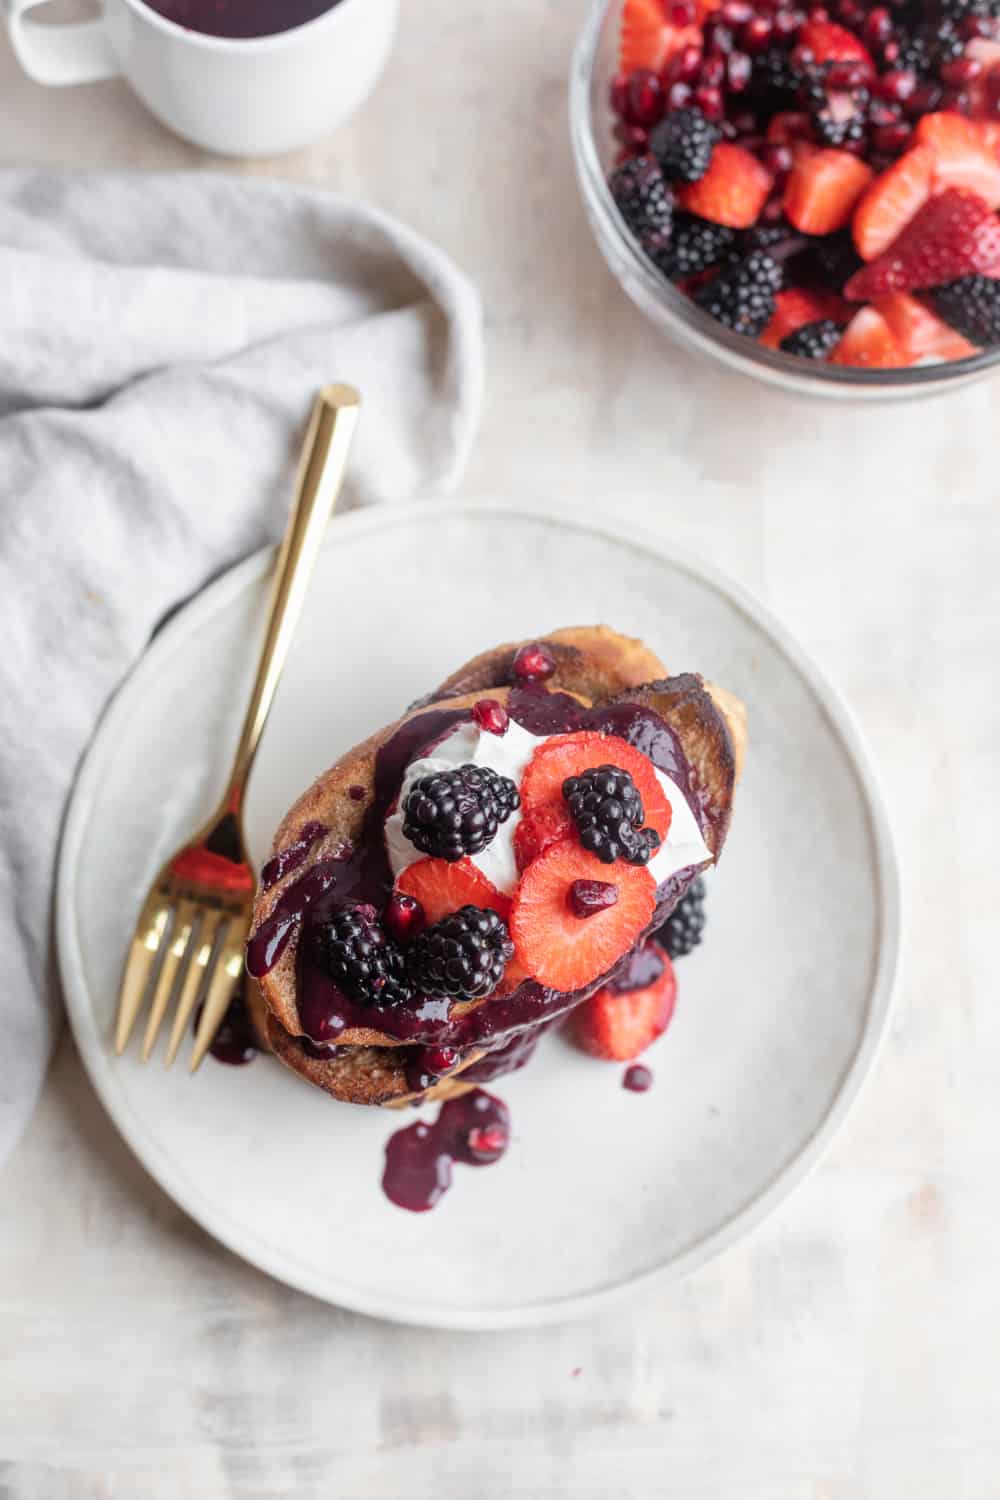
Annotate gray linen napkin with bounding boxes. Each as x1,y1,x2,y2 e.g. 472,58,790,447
0,170,483,1165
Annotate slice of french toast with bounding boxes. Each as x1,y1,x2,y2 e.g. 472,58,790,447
248,626,745,1107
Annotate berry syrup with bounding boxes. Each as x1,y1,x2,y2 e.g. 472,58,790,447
623,1064,654,1093
381,1089,510,1212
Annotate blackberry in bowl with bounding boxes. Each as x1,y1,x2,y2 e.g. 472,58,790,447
570,0,1000,396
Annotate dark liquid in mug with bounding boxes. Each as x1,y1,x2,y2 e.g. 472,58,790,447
142,0,341,39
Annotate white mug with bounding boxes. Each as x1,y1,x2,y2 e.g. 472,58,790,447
5,0,399,157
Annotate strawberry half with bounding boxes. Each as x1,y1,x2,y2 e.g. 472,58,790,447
830,307,909,368
396,857,510,927
875,292,978,360
510,842,656,992
914,111,1000,209
852,145,936,261
798,18,874,69
677,142,773,228
620,0,701,75
520,730,672,844
846,188,1000,300
571,952,678,1061
783,147,873,235
759,287,851,349
513,801,570,872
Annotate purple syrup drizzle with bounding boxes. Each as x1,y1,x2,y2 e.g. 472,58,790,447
248,688,709,1050
259,819,326,893
195,987,258,1066
623,1064,654,1093
381,1088,510,1212
608,940,666,994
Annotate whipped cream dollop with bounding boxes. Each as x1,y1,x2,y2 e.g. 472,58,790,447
385,719,712,896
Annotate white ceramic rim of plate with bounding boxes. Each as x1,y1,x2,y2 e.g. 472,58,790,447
57,497,902,1330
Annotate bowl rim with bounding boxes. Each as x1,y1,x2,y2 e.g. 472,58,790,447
569,0,1000,394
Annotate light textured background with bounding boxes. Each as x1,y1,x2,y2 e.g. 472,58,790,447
1,2,999,1496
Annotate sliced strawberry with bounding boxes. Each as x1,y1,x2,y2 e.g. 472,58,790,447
510,842,656,992
830,307,909,368
620,0,700,75
677,142,773,228
875,292,978,360
846,188,1000,300
852,144,935,261
914,111,1000,208
396,858,510,927
798,18,874,69
759,287,851,349
514,801,572,872
571,953,678,1061
783,147,873,235
520,730,672,843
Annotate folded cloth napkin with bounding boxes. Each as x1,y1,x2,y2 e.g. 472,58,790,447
0,170,483,1167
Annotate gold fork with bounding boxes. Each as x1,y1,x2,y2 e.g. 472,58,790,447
114,384,361,1072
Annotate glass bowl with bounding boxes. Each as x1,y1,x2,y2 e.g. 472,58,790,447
569,0,1000,400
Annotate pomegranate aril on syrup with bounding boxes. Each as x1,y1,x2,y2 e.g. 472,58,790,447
385,891,425,942
472,697,510,736
512,642,557,682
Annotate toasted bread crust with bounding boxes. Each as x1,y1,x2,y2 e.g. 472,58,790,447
250,629,745,1106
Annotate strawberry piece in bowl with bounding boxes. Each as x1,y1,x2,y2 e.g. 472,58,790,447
620,0,701,76
845,188,1000,301
914,112,1000,209
510,842,656,992
852,145,936,262
783,148,873,235
677,143,773,228
759,287,851,350
571,951,678,1060
830,306,909,368
875,292,978,361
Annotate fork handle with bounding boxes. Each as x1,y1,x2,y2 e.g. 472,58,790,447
225,385,361,808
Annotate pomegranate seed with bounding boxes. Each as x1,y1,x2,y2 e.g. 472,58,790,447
730,107,760,133
568,880,620,918
791,42,816,69
666,80,694,109
826,60,873,88
720,0,753,22
773,10,804,40
876,68,917,102
759,142,794,181
695,84,725,119
867,97,901,126
626,67,665,126
941,57,984,86
760,196,787,223
960,15,996,39
668,0,697,23
863,6,892,46
741,15,774,51
421,1046,459,1076
836,0,864,27
903,82,942,118
872,121,912,154
727,50,752,91
704,19,735,54
512,642,556,682
610,74,629,117
700,54,726,86
808,5,829,20
941,86,972,114
613,121,651,150
472,698,509,736
880,39,900,65
672,42,704,82
385,892,425,943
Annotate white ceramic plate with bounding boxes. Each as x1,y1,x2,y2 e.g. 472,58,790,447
58,500,899,1330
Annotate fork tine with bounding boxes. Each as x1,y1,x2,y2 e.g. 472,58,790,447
164,910,223,1068
141,901,198,1061
189,919,250,1074
115,900,172,1055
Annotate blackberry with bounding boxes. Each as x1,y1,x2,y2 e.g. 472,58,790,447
932,275,1000,346
402,763,519,862
312,906,411,1008
654,213,736,280
608,154,674,255
694,251,782,338
407,905,514,1001
749,44,804,105
650,106,719,184
563,765,661,867
779,318,844,358
656,877,707,960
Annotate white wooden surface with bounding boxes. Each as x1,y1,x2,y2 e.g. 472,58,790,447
2,3,999,1496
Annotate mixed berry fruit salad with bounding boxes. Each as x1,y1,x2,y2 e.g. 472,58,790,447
245,626,745,1211
606,0,1000,366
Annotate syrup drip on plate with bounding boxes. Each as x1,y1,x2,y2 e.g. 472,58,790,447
381,1088,510,1212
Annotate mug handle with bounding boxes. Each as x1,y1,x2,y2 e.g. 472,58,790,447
7,0,120,85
